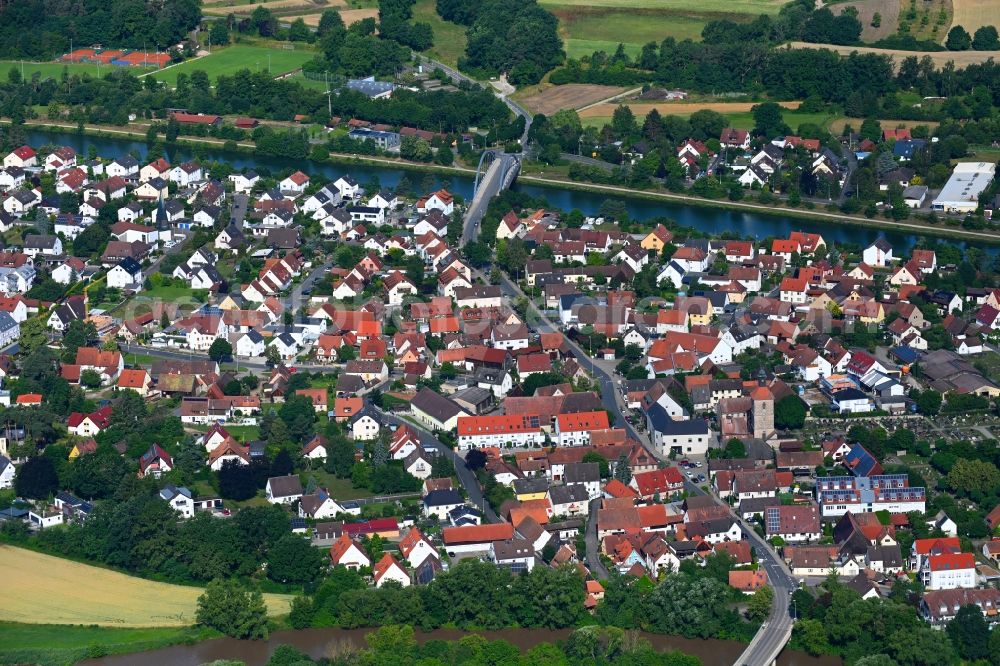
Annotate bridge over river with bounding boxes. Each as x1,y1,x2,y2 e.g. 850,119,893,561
461,149,520,245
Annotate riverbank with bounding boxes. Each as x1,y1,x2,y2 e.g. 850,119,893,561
0,622,214,666
72,625,841,666
516,174,1000,244
7,120,996,247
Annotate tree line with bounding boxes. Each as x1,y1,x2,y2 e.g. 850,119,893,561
437,0,563,85
0,0,201,59
1,64,519,137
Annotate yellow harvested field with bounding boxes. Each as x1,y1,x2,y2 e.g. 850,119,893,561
520,84,630,115
578,100,801,118
828,117,938,133
300,8,378,25
951,0,1000,32
0,546,293,627
788,41,1000,69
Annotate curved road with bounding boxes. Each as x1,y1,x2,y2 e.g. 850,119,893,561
371,405,499,523
492,271,797,663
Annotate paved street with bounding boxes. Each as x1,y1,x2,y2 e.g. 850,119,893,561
371,405,499,523
585,497,610,580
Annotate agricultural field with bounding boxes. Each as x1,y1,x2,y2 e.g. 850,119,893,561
150,44,315,85
788,40,1000,68
203,0,379,27
0,546,293,627
950,0,1000,33
578,101,837,131
830,0,951,43
542,0,787,56
518,83,632,116
0,60,153,80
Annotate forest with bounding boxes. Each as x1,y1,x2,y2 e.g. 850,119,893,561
437,0,563,84
0,0,202,59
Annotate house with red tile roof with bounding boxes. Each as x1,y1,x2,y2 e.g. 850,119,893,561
329,533,370,569
555,411,610,447
373,552,410,587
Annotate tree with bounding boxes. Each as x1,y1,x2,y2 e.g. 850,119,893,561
14,455,58,499
279,395,316,444
209,20,230,47
264,345,281,367
752,102,790,138
209,338,233,362
267,534,326,585
722,438,747,458
196,579,268,639
70,447,131,499
613,454,632,484
946,25,972,50
774,395,807,430
915,389,942,415
18,317,49,357
747,585,773,622
582,451,610,478
645,574,734,638
947,458,1000,495
946,604,990,661
466,449,488,471
218,459,258,501
79,369,103,389
972,25,1000,49
795,619,830,656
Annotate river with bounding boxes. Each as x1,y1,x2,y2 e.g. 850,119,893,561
23,129,965,253
78,626,841,666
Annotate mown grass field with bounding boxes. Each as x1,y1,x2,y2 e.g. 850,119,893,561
413,0,468,68
151,44,316,85
543,0,786,54
0,622,212,666
0,546,293,627
0,60,154,80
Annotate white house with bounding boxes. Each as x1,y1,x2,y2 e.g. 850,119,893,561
234,330,265,358
330,534,371,569
228,171,259,193
863,238,894,268
373,553,411,588
159,485,194,518
169,161,202,187
280,170,309,195
106,257,142,290
265,475,304,505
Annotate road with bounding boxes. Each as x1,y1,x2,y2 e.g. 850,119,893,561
230,193,248,228
371,405,499,523
585,497,611,580
287,260,332,312
418,55,531,149
492,270,797,663
462,157,506,246
493,272,644,444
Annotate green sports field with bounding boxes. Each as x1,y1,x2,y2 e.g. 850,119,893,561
150,45,316,86
0,60,154,80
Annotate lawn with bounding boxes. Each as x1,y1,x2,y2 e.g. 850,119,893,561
222,424,261,442
305,470,376,500
141,284,198,301
0,546,293,627
551,6,714,57
0,622,212,666
0,60,154,80
150,44,316,86
412,0,468,68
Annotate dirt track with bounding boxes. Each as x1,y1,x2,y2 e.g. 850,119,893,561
578,100,802,118
788,41,1000,69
